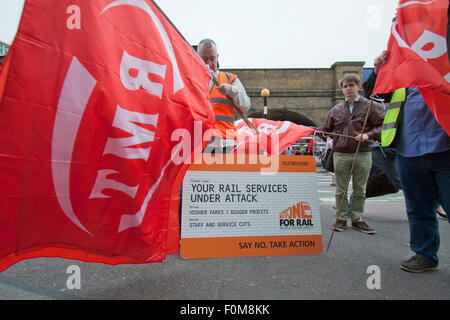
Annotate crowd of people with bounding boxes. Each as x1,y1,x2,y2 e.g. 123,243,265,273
196,36,449,273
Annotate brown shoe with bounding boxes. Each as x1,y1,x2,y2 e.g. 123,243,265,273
332,219,347,232
400,256,438,273
351,221,376,234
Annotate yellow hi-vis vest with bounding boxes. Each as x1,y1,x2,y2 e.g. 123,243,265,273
381,88,406,147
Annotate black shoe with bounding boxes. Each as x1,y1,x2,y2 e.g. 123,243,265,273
400,256,438,273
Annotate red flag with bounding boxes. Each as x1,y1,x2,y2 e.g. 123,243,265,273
0,46,12,98
373,0,450,135
233,118,315,155
0,0,214,272
447,1,450,63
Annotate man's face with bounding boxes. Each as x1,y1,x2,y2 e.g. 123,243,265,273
198,44,218,72
341,81,360,101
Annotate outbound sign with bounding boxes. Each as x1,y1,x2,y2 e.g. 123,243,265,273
180,155,322,258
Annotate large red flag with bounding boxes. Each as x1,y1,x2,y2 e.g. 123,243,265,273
373,0,450,135
0,46,12,98
0,0,214,272
233,118,315,155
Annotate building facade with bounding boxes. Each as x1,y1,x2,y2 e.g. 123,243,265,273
0,47,370,128
224,61,370,127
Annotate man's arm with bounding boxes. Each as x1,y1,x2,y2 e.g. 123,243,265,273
354,100,384,142
363,71,393,102
217,78,250,113
363,71,378,98
363,51,393,102
365,101,386,141
319,107,335,135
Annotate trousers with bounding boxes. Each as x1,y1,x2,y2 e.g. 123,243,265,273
333,151,372,221
397,149,450,266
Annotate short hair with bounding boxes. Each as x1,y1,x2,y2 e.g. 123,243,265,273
339,73,361,87
198,38,216,50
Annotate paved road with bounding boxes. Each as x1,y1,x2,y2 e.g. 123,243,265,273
0,162,449,300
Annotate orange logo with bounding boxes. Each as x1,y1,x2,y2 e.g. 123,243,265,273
279,202,313,227
279,202,312,219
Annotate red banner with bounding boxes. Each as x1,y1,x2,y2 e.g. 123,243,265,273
373,0,450,135
233,118,315,155
0,0,214,272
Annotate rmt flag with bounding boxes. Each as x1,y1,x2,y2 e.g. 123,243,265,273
373,0,450,135
233,118,315,155
0,0,214,272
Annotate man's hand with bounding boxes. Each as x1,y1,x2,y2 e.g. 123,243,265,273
217,84,233,97
355,133,369,142
373,50,388,74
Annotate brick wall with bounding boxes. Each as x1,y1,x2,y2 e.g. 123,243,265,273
224,61,365,126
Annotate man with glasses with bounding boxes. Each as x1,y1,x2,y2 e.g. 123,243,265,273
197,38,250,154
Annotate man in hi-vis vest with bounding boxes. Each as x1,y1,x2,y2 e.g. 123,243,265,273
197,39,250,153
364,51,450,274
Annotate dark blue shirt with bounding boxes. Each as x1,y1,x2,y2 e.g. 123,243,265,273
397,88,450,157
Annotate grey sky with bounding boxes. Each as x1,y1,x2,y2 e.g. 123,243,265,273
0,0,397,68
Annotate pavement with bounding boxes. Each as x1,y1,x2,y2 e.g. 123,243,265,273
0,158,449,301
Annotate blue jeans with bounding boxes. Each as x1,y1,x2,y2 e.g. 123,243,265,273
397,149,450,266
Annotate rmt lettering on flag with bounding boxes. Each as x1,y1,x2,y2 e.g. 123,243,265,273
373,0,450,135
0,0,213,272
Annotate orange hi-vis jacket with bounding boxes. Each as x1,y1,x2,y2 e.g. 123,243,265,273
210,71,238,139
